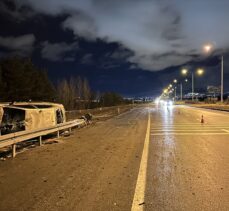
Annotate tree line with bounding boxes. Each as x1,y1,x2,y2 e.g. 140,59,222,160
0,57,130,110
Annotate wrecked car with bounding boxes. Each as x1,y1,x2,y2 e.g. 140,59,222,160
0,102,66,135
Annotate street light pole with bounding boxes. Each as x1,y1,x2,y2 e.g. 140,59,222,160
182,68,203,102
180,83,183,101
175,87,177,101
221,55,224,103
192,72,194,101
203,44,224,103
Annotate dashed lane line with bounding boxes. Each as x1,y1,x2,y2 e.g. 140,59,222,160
151,124,229,135
150,125,229,128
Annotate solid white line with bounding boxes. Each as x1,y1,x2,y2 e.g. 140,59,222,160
151,132,229,136
151,123,205,125
151,129,221,132
131,112,150,211
221,129,229,133
151,124,229,126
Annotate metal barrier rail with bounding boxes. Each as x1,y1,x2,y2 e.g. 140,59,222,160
0,119,86,157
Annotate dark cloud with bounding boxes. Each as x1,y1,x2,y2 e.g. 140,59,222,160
3,0,229,71
107,46,133,61
41,41,78,62
0,0,35,21
81,53,93,64
0,34,35,56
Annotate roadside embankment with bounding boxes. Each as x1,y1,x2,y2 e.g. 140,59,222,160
182,102,229,112
65,104,136,121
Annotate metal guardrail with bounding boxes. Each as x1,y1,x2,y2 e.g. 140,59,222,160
0,119,86,158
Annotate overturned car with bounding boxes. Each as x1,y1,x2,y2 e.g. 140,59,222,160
0,102,66,135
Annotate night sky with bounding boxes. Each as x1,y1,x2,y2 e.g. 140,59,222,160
1,0,229,97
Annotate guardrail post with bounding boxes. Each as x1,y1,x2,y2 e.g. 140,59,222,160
39,136,42,146
57,130,60,138
69,127,72,133
12,144,16,158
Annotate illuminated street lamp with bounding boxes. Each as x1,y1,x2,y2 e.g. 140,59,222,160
203,43,224,103
172,79,178,100
203,44,213,53
181,78,189,100
197,68,204,75
163,89,168,94
181,68,188,75
181,68,204,101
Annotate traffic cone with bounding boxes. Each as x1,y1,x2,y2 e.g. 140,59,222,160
201,115,204,124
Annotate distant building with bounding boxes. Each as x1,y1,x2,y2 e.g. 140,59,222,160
207,86,220,97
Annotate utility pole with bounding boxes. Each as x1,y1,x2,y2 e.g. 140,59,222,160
192,72,194,101
221,55,224,103
175,87,177,101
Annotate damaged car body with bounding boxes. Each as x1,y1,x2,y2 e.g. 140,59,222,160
0,102,66,135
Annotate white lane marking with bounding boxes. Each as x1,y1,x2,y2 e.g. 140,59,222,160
131,112,150,211
152,122,229,126
151,125,229,129
151,132,229,136
150,128,229,131
221,129,229,133
151,129,221,132
151,124,222,126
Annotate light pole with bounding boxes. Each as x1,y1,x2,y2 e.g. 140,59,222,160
173,79,185,101
181,69,188,100
203,44,224,103
182,68,204,101
175,87,177,100
192,72,194,101
221,55,224,103
176,80,187,101
181,79,188,100
173,79,177,101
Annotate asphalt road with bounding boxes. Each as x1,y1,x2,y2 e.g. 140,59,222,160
0,105,228,211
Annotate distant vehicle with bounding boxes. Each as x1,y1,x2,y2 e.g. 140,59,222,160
162,100,173,106
0,102,66,135
155,99,173,106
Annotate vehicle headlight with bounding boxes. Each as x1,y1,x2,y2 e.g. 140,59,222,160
169,101,173,106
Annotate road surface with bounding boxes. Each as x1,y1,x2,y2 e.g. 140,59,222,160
0,105,228,211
